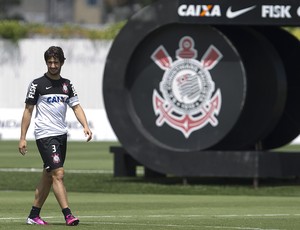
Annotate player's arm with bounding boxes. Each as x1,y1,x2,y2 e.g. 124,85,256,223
72,104,93,142
19,104,34,155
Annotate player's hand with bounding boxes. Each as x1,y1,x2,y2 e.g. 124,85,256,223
84,128,93,142
18,139,27,156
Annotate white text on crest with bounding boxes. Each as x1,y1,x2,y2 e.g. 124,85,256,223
178,5,221,17
262,5,291,18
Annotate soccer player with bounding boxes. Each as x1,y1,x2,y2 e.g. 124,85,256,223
18,46,93,226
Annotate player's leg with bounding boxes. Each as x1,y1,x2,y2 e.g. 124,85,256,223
26,169,52,225
51,166,79,226
51,134,80,226
33,169,53,207
26,137,55,225
51,167,68,209
49,134,69,209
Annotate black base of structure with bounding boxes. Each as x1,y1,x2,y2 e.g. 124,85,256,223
110,146,300,184
110,147,166,178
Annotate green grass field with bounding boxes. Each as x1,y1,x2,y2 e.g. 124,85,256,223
1,141,300,230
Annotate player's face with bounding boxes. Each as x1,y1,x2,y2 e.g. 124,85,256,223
46,57,63,77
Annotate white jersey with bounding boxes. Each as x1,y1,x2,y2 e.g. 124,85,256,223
25,74,80,140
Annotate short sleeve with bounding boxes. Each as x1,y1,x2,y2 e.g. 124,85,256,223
68,81,80,107
25,80,39,105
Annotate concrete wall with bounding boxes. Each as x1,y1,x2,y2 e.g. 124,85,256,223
0,38,111,109
0,38,117,141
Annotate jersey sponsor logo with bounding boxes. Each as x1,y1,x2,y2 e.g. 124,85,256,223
27,83,38,99
178,4,221,17
262,5,292,18
151,36,222,138
47,96,69,104
226,5,256,19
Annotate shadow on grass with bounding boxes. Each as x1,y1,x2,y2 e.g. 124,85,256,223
112,174,300,187
1,171,300,196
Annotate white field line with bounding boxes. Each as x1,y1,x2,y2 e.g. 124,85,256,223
0,167,145,174
67,222,285,230
0,214,298,221
0,168,113,174
204,226,282,230
0,214,294,230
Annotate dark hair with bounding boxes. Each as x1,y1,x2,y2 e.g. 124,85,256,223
44,46,66,63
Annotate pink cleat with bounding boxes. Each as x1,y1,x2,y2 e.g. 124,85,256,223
26,216,48,225
65,214,79,226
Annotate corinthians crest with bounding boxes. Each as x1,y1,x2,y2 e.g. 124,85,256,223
151,36,223,138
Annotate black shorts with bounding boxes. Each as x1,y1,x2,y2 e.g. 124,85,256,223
36,134,67,172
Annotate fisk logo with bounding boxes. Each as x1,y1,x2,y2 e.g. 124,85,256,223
178,4,221,17
27,83,37,99
262,5,292,18
70,82,78,96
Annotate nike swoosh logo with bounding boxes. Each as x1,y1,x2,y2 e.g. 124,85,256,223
226,5,256,19
46,86,52,90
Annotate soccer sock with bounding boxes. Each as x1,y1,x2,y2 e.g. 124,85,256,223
62,207,72,219
28,206,41,219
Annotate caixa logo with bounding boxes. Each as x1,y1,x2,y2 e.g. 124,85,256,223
47,96,69,103
178,4,221,17
151,36,222,138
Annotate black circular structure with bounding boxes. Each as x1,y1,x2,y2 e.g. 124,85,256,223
211,26,287,150
103,0,299,176
127,24,246,151
252,27,300,149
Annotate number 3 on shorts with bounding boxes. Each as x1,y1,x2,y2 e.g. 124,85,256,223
51,145,57,153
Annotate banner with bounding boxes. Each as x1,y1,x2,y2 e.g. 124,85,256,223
0,108,117,141
178,0,300,25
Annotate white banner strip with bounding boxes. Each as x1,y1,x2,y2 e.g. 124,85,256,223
0,108,117,141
